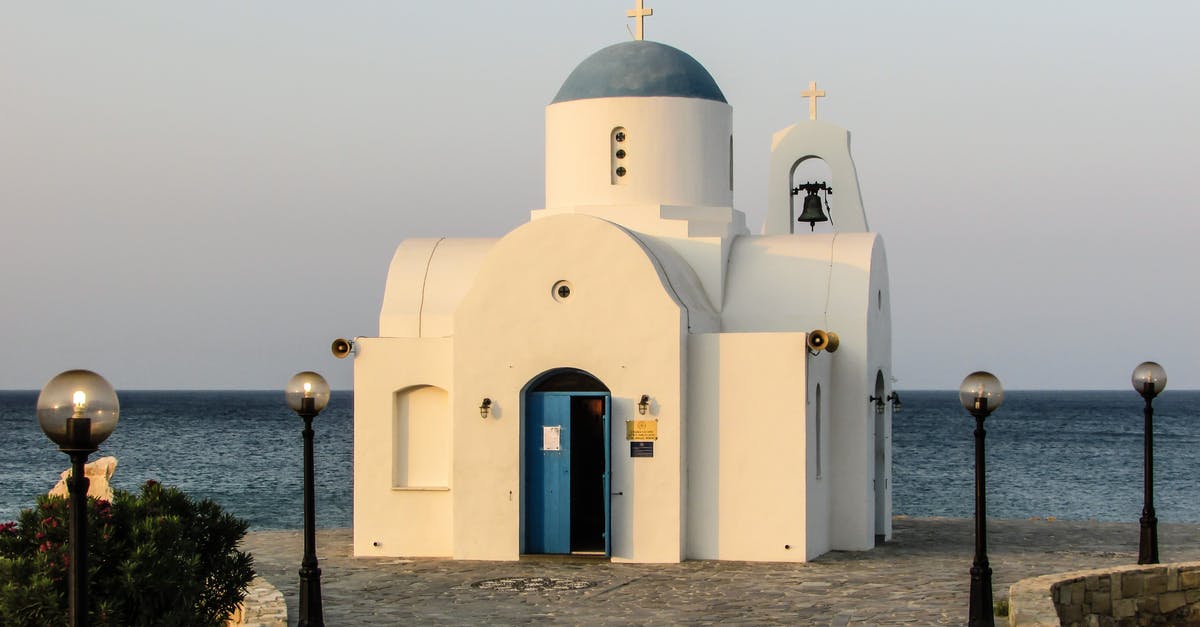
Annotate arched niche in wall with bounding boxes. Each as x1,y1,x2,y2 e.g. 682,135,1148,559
393,385,450,488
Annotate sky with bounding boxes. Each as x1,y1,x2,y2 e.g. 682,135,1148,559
2,1,1198,391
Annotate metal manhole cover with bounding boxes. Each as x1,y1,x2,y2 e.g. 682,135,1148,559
471,576,595,592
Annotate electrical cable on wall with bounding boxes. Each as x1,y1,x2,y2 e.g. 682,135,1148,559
417,238,446,338
824,232,838,329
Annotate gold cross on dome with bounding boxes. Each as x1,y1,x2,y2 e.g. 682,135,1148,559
801,81,826,120
627,0,653,41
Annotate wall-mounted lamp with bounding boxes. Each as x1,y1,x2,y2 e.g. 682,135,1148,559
887,392,902,413
868,395,886,415
638,395,650,415
479,398,492,419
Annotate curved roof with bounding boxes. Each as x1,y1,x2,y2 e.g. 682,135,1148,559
551,41,727,104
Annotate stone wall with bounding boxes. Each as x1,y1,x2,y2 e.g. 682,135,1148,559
1009,561,1200,626
225,576,287,627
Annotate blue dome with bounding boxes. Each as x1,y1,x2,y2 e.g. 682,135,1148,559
551,41,727,104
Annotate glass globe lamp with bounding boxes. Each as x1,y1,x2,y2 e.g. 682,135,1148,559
37,369,120,452
959,371,1004,415
1131,362,1167,398
286,371,330,415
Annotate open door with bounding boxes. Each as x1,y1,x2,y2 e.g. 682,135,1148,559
524,371,611,556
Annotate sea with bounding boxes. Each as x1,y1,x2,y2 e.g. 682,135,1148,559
2,390,1197,530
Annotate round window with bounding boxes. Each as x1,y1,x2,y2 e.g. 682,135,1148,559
552,280,573,302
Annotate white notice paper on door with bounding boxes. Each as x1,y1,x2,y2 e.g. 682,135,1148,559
543,426,562,451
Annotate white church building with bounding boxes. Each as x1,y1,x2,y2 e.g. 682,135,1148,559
346,15,895,564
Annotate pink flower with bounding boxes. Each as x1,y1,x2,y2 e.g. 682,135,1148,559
0,521,16,534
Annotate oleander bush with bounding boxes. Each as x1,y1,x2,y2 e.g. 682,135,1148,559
0,480,254,626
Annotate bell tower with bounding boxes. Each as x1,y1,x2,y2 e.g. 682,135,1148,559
763,83,870,235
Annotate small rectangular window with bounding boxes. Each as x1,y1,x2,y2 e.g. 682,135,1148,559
611,127,628,185
814,384,822,480
729,134,734,191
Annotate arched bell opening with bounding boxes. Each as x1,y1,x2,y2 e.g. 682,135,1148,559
789,156,834,233
522,368,612,557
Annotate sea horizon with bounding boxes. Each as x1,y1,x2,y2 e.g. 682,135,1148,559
7,381,1190,386
4,389,1198,530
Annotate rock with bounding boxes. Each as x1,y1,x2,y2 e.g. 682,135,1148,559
48,456,118,501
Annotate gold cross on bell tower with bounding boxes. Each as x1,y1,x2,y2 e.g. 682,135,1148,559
801,81,826,121
627,0,653,41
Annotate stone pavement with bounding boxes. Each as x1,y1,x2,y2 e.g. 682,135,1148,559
240,517,1200,625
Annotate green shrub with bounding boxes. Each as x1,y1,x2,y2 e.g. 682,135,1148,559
0,480,254,626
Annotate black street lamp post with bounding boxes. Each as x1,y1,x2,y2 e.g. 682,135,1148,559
36,370,121,627
286,371,331,627
1132,361,1166,565
959,371,1004,627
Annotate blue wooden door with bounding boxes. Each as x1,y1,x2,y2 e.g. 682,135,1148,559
526,393,572,554
602,395,611,557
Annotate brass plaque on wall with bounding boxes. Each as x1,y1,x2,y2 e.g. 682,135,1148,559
625,419,658,441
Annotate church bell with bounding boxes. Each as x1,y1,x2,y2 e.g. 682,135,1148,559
797,190,828,230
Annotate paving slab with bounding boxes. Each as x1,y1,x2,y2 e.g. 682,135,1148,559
239,517,1200,625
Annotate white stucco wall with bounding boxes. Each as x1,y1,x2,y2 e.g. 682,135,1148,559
379,238,496,338
532,204,749,315
450,213,709,562
352,336,454,557
545,97,733,210
686,332,831,561
806,364,833,559
357,226,893,560
722,233,893,549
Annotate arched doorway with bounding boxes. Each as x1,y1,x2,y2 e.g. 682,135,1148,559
524,369,611,556
874,370,887,545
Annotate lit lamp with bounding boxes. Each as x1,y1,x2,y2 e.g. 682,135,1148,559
286,371,330,627
37,369,120,627
1132,361,1166,565
959,371,1003,627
